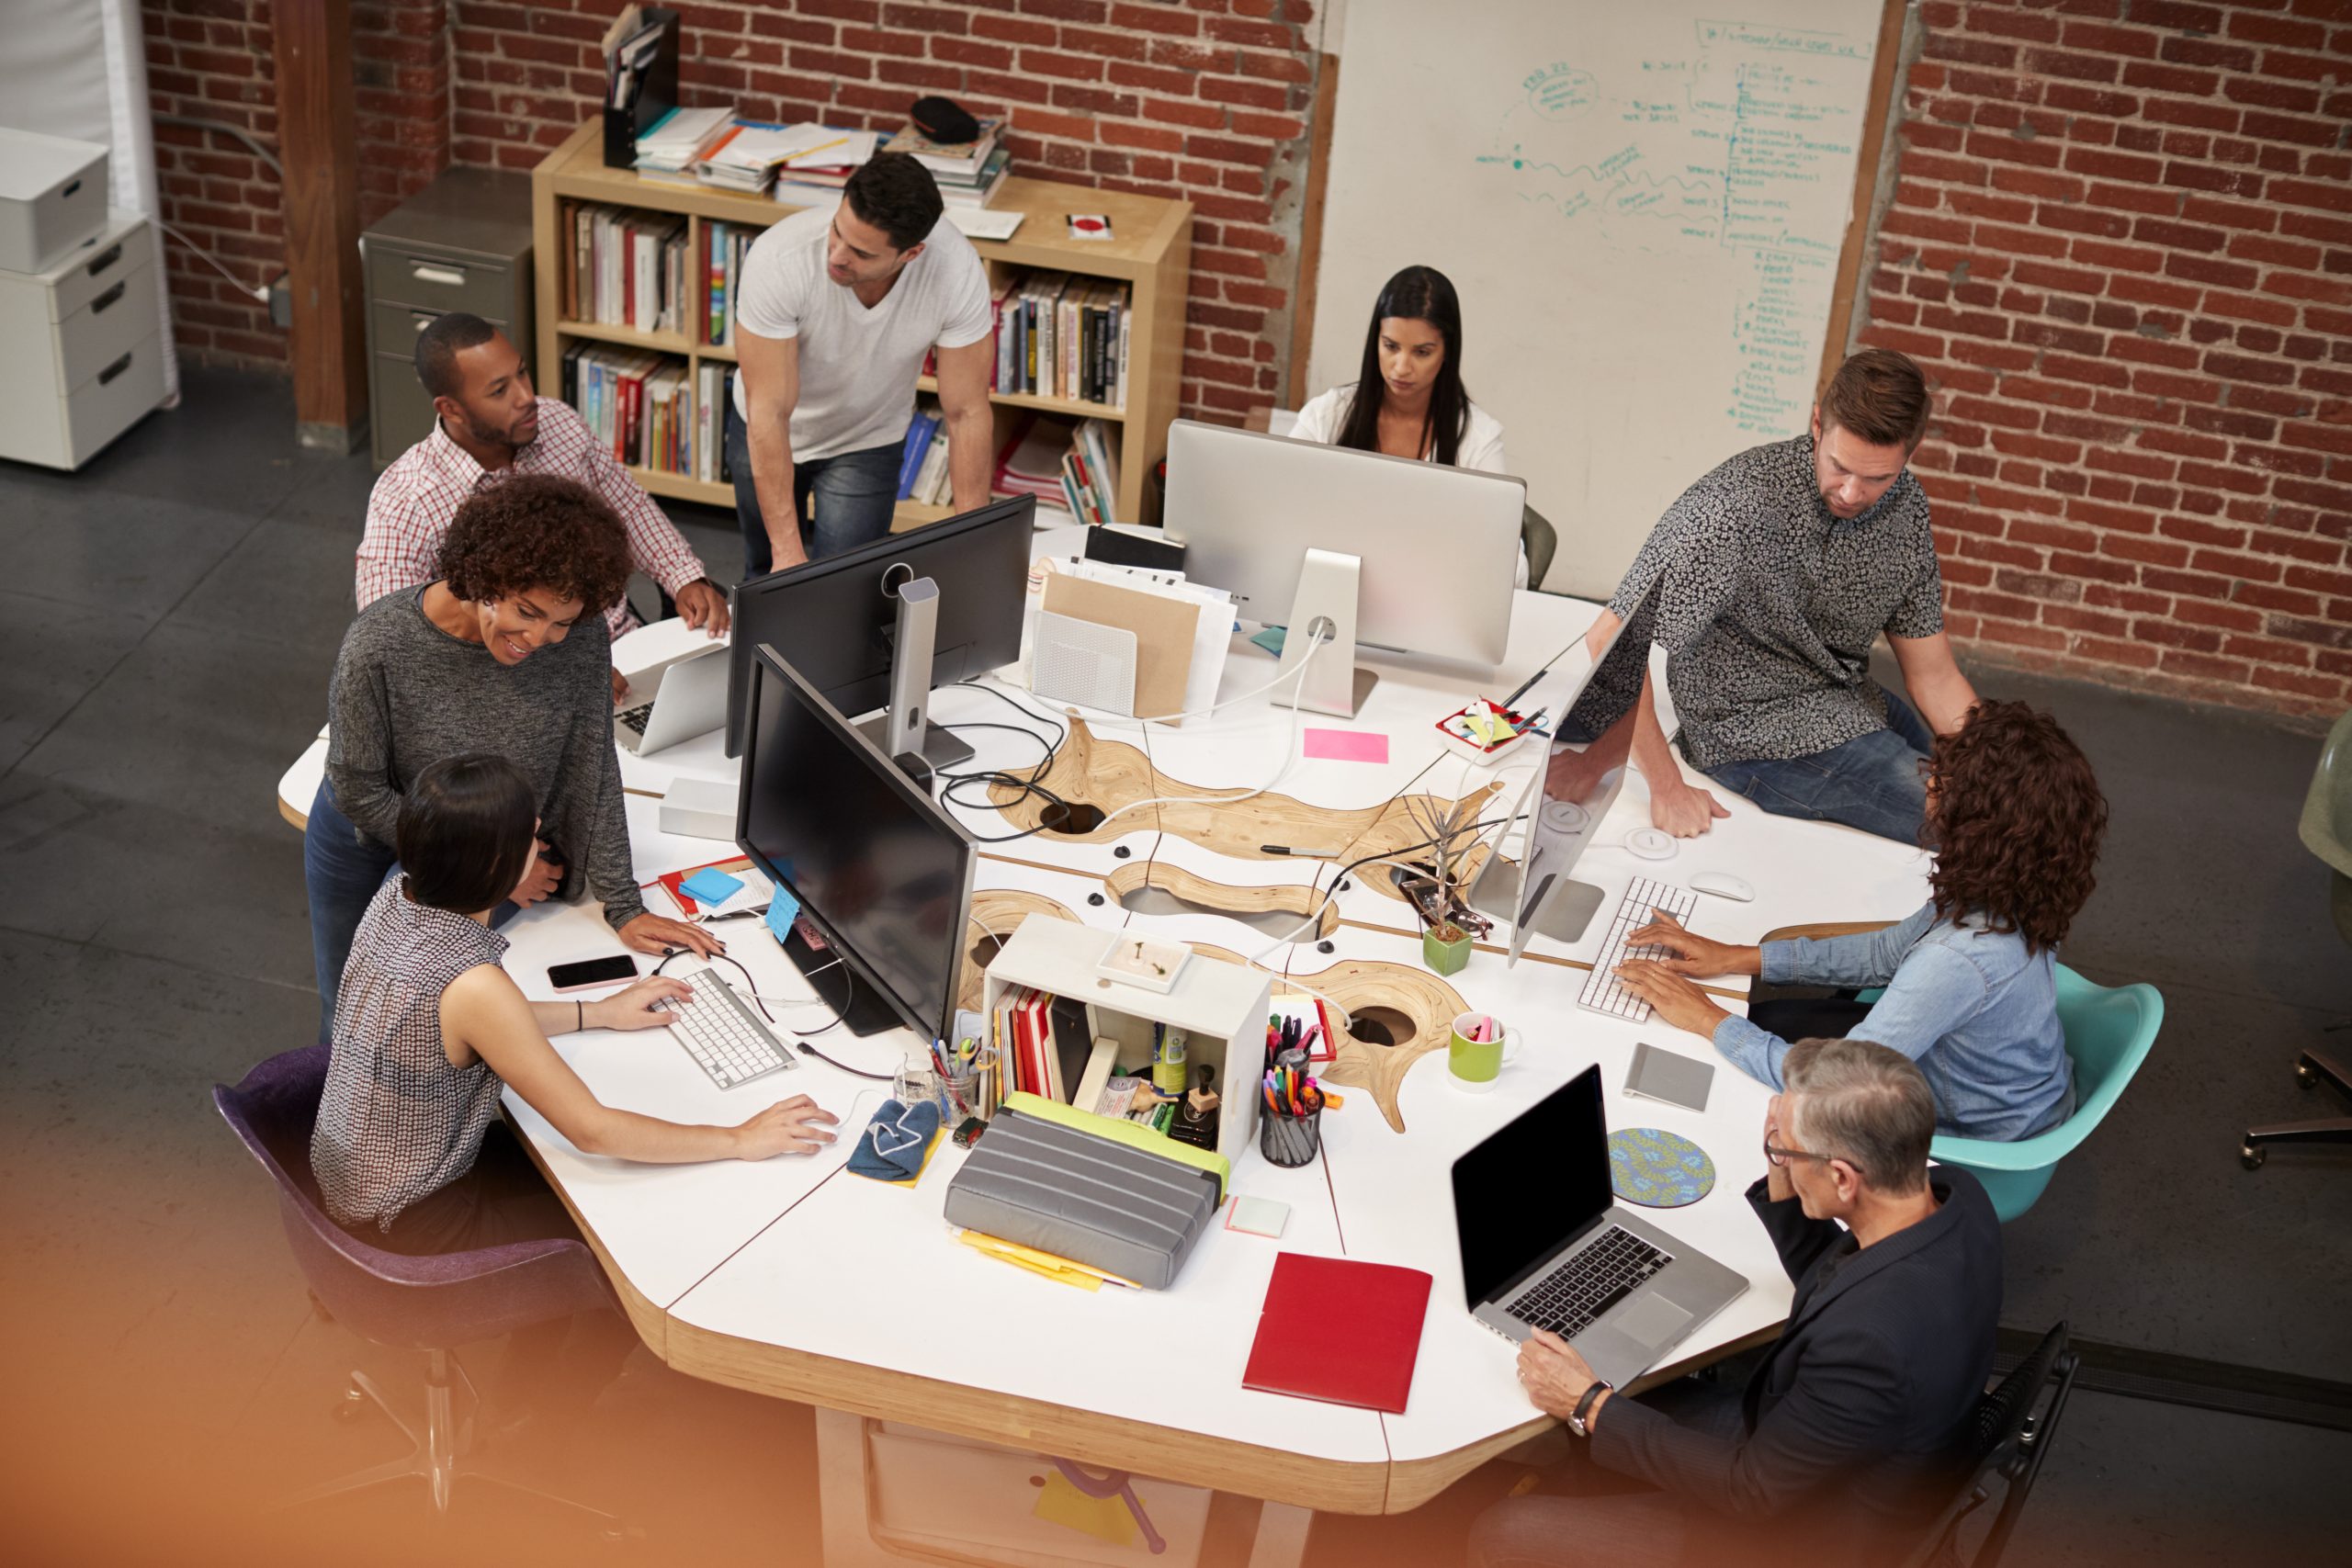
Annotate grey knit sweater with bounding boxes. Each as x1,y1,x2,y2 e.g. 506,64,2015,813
324,585,644,931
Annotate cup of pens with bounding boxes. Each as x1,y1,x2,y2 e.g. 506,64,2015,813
1260,1062,1325,1168
1448,1010,1520,1093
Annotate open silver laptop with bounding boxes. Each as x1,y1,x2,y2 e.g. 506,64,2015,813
1454,1064,1747,1387
615,643,729,756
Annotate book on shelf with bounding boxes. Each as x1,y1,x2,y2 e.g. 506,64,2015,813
987,271,1129,408
701,220,759,346
563,202,688,335
937,146,1011,209
567,344,695,479
896,405,943,502
695,362,737,485
888,116,1004,178
635,105,732,180
696,120,862,194
993,413,1114,521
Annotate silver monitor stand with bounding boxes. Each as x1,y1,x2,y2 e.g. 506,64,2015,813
1272,546,1379,718
854,575,976,775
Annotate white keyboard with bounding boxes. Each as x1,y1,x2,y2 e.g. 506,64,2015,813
663,966,797,1089
1577,876,1702,1021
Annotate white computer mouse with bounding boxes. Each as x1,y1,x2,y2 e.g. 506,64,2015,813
1689,872,1756,902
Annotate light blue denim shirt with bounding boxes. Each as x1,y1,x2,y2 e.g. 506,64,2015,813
1711,903,2075,1141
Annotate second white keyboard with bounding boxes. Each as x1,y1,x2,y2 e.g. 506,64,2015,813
1577,876,1702,1021
663,966,798,1089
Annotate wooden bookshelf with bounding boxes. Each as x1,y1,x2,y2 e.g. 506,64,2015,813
529,118,1193,528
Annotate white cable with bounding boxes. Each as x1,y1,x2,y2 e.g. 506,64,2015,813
157,219,269,303
1089,628,1330,834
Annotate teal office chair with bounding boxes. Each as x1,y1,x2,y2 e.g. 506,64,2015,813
1928,966,2163,1222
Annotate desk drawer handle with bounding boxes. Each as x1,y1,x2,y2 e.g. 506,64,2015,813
411,311,435,334
410,263,466,288
97,351,134,386
62,178,83,198
90,282,127,315
85,243,122,278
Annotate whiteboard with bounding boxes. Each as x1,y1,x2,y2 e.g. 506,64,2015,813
1308,0,1886,596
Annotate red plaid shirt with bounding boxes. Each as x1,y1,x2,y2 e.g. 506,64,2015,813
357,398,708,639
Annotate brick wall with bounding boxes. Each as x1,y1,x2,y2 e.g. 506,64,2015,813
1862,0,2352,721
447,0,1321,423
143,0,451,366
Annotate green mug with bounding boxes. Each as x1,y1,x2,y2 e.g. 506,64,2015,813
1448,1010,1520,1092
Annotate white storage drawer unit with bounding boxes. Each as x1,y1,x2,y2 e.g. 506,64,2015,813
0,212,168,470
0,128,110,274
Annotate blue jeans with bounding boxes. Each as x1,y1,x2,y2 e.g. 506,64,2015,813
725,401,902,576
1704,687,1937,846
303,779,515,1043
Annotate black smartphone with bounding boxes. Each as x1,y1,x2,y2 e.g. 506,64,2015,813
548,954,638,992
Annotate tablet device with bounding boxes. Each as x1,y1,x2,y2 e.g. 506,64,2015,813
1625,1043,1714,1113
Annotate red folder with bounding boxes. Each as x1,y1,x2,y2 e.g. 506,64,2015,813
1242,1253,1432,1415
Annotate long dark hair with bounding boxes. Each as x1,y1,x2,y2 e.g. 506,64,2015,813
1926,701,2107,953
1333,265,1470,466
397,752,537,916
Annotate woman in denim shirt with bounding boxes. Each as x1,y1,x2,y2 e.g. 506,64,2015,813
1614,701,2108,1141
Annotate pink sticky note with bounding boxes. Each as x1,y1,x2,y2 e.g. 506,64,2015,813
1303,728,1389,764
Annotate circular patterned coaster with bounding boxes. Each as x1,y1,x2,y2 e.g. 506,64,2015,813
1608,1127,1716,1209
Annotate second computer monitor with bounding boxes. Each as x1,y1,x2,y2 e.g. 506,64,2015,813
1160,419,1526,669
723,493,1036,761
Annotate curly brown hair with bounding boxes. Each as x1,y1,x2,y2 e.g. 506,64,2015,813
1926,700,2107,953
435,473,631,615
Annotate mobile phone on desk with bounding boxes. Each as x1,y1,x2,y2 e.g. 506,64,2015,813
548,954,639,992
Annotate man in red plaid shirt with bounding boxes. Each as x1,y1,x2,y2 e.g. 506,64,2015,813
359,314,729,698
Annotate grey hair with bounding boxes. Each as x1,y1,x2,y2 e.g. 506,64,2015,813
1782,1037,1934,1195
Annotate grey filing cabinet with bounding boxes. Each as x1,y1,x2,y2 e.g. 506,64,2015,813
362,168,535,468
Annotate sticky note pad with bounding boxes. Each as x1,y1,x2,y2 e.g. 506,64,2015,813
1226,1195,1290,1238
681,867,744,905
1304,728,1388,764
764,886,803,945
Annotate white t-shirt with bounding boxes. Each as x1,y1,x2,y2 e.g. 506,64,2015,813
1291,382,1510,474
730,204,994,461
1291,382,1527,586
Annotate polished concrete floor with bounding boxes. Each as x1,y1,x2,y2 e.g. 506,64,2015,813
1,366,2342,1563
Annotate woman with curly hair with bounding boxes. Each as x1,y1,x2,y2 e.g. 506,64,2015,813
1610,699,2108,1140
304,473,718,1041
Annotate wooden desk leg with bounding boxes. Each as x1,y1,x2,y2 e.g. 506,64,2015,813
815,1407,886,1568
1248,1500,1315,1568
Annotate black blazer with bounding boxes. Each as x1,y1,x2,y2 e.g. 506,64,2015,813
1589,1168,2002,1567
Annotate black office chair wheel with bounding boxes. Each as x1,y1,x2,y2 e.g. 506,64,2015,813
333,1383,370,1422
2297,1062,2320,1089
2242,1144,2267,1170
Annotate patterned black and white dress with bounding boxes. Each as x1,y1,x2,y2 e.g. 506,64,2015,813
312,876,513,1233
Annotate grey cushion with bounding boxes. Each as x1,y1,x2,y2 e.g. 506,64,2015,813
943,1107,1223,1289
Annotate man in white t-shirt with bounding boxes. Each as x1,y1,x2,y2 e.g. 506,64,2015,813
728,152,996,574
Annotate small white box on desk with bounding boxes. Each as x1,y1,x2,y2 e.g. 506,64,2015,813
0,130,110,274
980,914,1272,1165
658,775,738,841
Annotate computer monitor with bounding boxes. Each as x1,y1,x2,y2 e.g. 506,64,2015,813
1464,576,1662,959
1160,419,1526,717
735,643,978,1041
723,494,1036,769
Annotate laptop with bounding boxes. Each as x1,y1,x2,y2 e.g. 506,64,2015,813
615,643,729,756
1453,1064,1747,1387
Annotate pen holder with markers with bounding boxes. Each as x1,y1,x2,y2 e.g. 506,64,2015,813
1259,1077,1324,1168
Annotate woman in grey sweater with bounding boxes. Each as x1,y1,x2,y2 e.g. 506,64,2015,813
302,474,716,1040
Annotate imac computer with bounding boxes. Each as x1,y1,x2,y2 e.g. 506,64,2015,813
1160,419,1526,718
723,494,1036,771
736,643,978,1040
1465,576,1662,960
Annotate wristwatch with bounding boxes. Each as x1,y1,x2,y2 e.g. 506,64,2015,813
1567,1378,1613,1438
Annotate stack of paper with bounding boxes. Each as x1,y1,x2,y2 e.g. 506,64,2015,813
636,106,733,183
695,121,843,194
1034,558,1234,726
772,129,880,202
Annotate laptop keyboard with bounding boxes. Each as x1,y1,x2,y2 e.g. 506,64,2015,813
617,703,652,736
1509,1226,1673,1338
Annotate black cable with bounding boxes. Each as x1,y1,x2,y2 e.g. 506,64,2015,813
929,680,1081,843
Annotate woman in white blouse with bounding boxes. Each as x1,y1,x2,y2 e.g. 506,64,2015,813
1291,265,1509,473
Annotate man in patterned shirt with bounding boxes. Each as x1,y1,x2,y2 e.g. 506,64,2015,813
1553,349,1978,844
357,314,729,698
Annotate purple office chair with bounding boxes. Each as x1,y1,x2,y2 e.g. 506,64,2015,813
213,1044,627,1532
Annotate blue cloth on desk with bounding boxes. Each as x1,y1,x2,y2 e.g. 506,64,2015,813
847,1099,943,1182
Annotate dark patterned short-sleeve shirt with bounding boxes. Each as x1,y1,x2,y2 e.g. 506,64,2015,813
1608,434,1944,771
312,877,514,1233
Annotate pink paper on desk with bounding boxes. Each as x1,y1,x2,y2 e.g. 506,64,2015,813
1303,728,1389,764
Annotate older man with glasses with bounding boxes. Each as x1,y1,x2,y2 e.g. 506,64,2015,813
1469,1038,2004,1568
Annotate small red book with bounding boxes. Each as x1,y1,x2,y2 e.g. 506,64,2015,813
1242,1253,1432,1415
